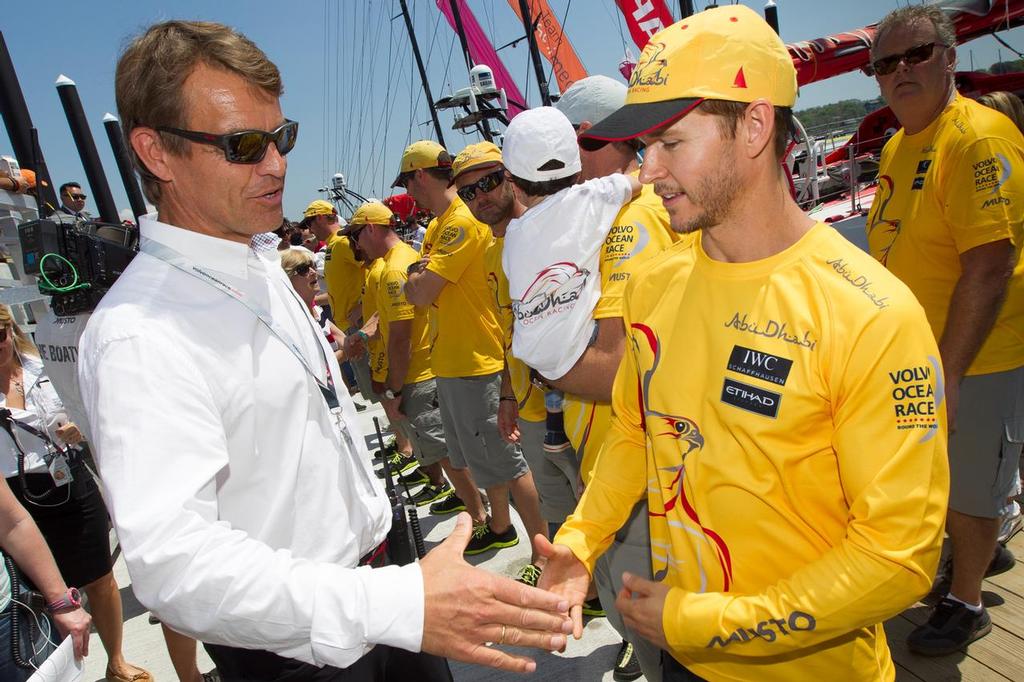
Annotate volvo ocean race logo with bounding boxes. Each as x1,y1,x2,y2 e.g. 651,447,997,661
512,262,589,326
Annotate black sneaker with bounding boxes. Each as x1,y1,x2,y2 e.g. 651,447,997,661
376,451,418,478
516,563,542,587
907,597,992,655
582,596,605,618
429,493,466,516
543,430,572,453
930,544,1016,597
464,523,519,555
397,469,430,488
411,482,452,507
612,640,642,681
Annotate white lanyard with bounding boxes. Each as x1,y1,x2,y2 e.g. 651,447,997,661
140,239,341,410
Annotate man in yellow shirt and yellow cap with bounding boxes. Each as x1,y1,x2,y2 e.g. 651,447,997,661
539,7,949,681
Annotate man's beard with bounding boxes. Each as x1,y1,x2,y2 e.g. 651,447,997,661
663,158,738,235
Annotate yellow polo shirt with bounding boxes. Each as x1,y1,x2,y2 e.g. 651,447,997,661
361,258,387,383
377,241,433,386
556,224,948,681
867,94,1024,375
421,197,503,378
323,233,364,328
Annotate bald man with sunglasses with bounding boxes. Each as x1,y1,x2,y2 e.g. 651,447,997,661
867,5,1024,655
77,20,572,681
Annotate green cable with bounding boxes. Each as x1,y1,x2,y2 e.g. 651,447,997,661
37,252,90,293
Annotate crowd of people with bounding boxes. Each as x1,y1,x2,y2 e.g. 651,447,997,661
0,3,1023,682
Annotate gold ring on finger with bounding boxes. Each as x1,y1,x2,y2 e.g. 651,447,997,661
499,624,507,645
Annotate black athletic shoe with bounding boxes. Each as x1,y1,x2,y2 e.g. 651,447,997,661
397,468,430,488
907,597,992,656
930,544,1016,598
612,640,642,681
582,596,605,618
464,523,519,555
429,493,466,516
516,564,542,587
411,482,452,507
376,451,418,478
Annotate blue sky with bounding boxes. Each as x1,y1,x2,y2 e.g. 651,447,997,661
4,0,1023,219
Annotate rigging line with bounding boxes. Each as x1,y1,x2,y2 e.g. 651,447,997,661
343,1,361,180
369,2,403,197
600,0,629,54
545,0,575,92
321,0,328,185
377,44,410,197
354,0,372,189
992,31,1024,58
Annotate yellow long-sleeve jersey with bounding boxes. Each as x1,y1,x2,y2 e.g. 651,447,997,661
556,223,950,681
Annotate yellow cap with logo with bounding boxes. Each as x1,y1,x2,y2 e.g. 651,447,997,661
344,201,395,231
451,142,503,182
392,140,452,187
581,5,797,144
303,199,337,218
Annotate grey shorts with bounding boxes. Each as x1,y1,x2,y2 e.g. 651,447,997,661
351,353,379,404
948,365,1024,518
396,378,447,468
435,373,529,489
594,501,661,682
518,418,580,523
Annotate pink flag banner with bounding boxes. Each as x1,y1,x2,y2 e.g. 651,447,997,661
435,0,527,118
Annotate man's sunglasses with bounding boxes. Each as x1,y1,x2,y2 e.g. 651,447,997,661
870,42,947,77
287,262,314,277
157,120,299,164
68,193,87,201
456,170,505,202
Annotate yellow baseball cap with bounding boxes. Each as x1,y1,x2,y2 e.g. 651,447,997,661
581,5,797,145
340,201,394,235
302,199,337,218
392,140,452,187
450,142,503,182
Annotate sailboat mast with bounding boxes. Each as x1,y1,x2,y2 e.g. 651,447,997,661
399,0,447,148
518,0,552,106
448,0,474,73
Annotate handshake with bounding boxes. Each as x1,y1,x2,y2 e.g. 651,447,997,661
417,513,669,673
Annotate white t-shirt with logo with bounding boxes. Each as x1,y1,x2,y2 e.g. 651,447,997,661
503,174,633,379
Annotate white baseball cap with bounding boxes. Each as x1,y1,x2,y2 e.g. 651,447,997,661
502,106,582,183
554,75,627,127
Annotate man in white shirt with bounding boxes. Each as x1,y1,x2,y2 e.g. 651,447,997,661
78,20,571,681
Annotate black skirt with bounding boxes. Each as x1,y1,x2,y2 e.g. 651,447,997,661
8,457,113,587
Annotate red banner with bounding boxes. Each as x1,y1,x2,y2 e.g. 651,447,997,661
614,0,675,50
507,0,588,92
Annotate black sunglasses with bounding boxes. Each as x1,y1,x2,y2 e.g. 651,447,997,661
870,42,947,77
157,120,299,164
456,170,505,202
394,171,415,189
69,193,87,200
288,262,313,277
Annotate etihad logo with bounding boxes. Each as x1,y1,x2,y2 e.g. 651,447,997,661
721,378,781,418
513,262,589,326
629,41,669,88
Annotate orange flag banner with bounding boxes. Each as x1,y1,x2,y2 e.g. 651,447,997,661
507,0,587,93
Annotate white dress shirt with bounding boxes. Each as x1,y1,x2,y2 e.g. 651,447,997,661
0,353,69,478
78,215,424,668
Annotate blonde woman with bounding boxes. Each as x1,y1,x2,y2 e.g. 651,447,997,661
0,306,150,682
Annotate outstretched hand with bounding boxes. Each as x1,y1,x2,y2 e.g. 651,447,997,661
534,534,590,640
420,513,573,673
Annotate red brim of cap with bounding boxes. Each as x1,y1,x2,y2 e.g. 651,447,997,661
579,97,704,151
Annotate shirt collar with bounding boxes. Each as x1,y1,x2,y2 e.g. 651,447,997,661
139,213,253,279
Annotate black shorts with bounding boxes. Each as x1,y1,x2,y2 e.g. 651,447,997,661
8,457,113,587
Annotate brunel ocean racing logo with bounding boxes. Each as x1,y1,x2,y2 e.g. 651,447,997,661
512,262,589,326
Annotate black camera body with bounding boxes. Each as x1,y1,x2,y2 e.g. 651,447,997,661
18,218,138,316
